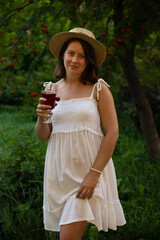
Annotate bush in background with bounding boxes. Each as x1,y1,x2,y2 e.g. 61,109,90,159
0,106,160,240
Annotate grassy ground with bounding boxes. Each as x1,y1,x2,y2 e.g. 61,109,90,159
0,105,160,240
0,105,35,153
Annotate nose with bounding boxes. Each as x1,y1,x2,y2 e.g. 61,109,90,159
72,54,78,62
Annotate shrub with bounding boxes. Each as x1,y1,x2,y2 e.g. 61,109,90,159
0,106,160,240
0,128,49,239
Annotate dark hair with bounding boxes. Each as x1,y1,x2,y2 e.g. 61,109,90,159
54,38,98,85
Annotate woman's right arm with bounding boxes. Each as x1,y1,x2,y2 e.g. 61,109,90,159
35,97,52,142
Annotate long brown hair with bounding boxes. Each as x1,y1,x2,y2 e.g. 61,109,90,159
54,38,98,85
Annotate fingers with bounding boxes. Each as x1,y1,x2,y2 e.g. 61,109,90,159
36,97,52,120
36,109,52,120
39,97,49,106
76,172,99,200
87,189,94,199
76,185,94,200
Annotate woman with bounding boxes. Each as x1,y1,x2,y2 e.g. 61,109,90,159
35,28,126,240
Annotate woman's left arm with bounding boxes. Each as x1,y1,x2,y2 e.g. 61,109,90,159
91,82,119,171
76,82,119,199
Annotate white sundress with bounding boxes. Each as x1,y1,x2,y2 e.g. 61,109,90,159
43,78,126,232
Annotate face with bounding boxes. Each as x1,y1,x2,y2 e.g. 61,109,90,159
63,41,86,78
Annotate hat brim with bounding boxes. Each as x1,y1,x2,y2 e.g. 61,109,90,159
49,31,106,66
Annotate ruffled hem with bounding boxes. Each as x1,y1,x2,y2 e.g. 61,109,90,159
51,124,104,136
43,195,126,232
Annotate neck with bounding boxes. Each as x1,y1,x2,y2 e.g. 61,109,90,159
64,74,80,85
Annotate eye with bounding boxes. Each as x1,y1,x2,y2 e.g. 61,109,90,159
79,54,85,59
67,51,74,55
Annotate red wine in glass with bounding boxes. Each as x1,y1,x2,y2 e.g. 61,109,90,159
41,91,60,123
41,91,57,109
42,91,56,109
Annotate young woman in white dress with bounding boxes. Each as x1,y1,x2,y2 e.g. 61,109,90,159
35,28,126,240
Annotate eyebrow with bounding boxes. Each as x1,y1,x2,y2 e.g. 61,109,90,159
67,49,85,55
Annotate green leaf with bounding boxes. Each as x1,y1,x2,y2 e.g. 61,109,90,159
88,226,99,240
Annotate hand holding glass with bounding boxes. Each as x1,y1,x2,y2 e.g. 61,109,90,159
41,90,60,123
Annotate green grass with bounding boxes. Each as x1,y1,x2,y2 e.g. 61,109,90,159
0,104,160,240
0,105,36,154
0,105,49,239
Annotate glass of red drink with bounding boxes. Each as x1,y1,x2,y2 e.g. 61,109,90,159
41,91,57,109
41,90,60,123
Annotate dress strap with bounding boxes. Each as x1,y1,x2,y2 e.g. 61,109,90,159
90,79,110,99
90,83,97,98
96,78,110,101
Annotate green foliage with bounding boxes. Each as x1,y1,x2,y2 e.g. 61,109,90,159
88,226,99,240
135,32,160,92
0,1,160,237
96,102,160,240
0,105,47,239
0,105,160,239
0,0,160,101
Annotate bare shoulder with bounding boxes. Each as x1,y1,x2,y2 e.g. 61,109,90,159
54,79,64,91
54,79,63,87
98,81,118,133
97,81,116,117
100,81,111,93
98,81,113,102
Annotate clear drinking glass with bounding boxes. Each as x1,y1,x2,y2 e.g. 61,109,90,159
42,82,60,123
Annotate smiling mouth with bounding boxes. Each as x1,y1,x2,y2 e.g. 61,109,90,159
70,65,78,68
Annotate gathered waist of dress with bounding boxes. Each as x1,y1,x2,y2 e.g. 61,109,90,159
51,123,104,136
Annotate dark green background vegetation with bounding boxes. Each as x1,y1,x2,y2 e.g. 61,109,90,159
0,105,160,240
0,0,160,239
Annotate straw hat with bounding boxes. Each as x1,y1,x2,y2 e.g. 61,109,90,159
49,28,106,66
